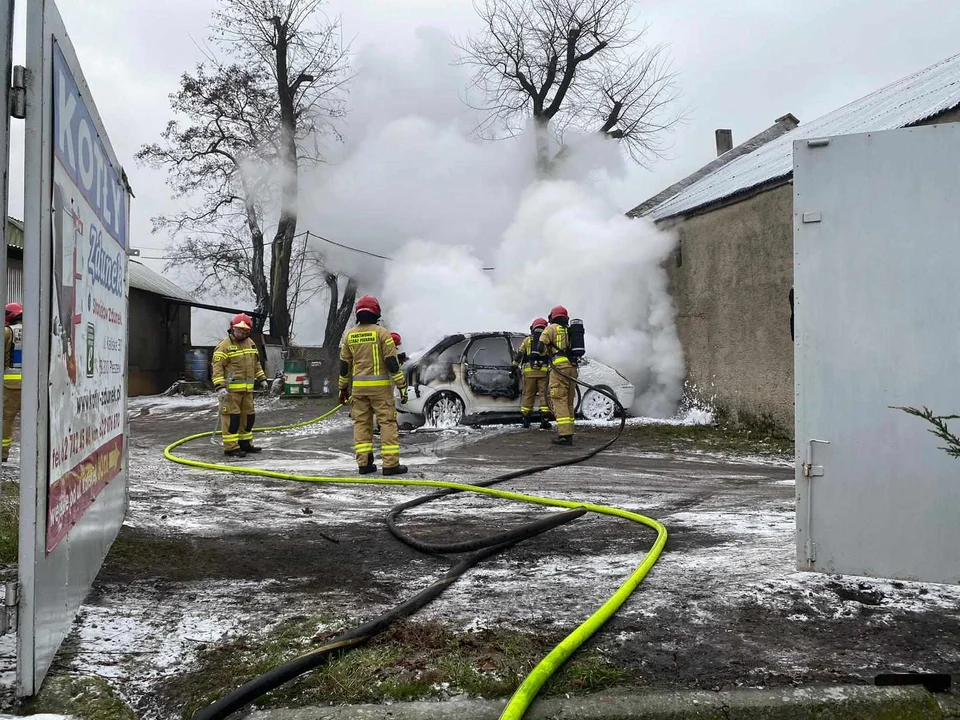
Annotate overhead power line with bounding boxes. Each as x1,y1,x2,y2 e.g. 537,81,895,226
132,231,497,271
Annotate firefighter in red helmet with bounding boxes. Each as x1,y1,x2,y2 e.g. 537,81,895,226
390,332,408,366
212,313,268,458
3,303,23,462
513,317,551,429
536,305,578,445
338,295,409,475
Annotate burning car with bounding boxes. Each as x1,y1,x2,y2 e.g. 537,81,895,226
396,331,635,427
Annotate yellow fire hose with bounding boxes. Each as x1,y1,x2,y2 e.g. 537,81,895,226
164,403,667,720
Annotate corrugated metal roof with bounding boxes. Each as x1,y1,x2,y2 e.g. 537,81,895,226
647,53,960,220
6,218,24,250
628,115,798,218
129,260,195,302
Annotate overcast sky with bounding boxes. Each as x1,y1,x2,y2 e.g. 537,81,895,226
8,0,960,281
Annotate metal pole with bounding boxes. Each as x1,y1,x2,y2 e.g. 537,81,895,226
0,0,14,467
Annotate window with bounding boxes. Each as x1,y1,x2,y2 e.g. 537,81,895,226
466,336,512,367
508,334,524,354
434,339,468,364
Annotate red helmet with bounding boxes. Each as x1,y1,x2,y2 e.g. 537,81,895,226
230,313,253,331
5,303,22,324
548,305,568,322
356,294,381,318
530,317,548,331
390,332,402,347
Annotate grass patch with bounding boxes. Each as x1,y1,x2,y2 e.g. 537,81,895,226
0,481,19,567
20,674,136,720
162,618,632,718
615,423,792,456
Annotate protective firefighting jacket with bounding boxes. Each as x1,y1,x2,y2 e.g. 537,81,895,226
513,336,547,378
212,332,266,392
338,323,406,396
4,323,22,387
538,323,573,368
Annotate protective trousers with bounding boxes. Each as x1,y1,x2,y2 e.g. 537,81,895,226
549,364,578,437
221,391,255,451
2,385,20,461
521,376,549,418
352,390,400,469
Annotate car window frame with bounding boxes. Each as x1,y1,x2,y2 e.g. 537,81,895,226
464,333,513,368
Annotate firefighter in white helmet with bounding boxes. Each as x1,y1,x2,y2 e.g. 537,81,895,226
212,313,268,458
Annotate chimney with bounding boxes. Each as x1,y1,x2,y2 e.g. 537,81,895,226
715,129,733,156
776,113,800,130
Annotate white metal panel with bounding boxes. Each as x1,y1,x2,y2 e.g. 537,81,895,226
20,0,130,695
794,124,960,584
0,0,14,490
650,53,960,220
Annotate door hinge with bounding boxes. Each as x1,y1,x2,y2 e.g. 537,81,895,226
802,438,829,478
805,538,817,562
0,581,19,635
10,66,26,120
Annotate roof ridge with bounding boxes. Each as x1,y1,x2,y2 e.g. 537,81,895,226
640,52,960,220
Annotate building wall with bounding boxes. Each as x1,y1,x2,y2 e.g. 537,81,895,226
6,256,22,303
664,184,795,435
127,289,191,396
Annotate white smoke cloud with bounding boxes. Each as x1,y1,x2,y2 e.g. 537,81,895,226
296,28,685,416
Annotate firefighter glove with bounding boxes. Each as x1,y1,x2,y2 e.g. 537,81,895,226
217,387,228,402
338,388,350,405
399,388,409,405
257,380,269,392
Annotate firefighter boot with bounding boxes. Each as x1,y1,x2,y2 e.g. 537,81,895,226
551,436,573,447
539,418,552,430
383,464,408,476
358,454,377,475
239,441,262,454
521,414,531,429
224,448,248,458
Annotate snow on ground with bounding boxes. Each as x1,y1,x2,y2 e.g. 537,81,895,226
27,396,960,716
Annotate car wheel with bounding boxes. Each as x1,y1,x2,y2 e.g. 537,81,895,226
425,391,465,428
579,387,617,421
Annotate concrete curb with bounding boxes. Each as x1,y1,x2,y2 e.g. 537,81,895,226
247,684,951,719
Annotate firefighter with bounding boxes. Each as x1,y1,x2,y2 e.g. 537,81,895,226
537,305,578,446
513,318,551,430
212,313,268,458
3,303,23,463
391,332,408,366
338,295,408,476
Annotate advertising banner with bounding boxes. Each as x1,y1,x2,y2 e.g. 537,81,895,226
46,40,128,553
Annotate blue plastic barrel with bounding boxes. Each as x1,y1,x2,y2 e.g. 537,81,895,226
185,348,209,382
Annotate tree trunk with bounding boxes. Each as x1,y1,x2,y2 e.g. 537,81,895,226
268,18,299,345
534,115,553,178
243,198,270,334
319,274,358,384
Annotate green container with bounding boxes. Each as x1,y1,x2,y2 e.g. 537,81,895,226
283,359,308,397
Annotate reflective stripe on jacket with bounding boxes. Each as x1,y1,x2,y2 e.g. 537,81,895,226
538,323,572,367
211,333,266,391
512,335,547,378
338,323,406,394
4,324,22,384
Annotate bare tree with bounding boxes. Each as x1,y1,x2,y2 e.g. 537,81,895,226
139,0,348,344
460,0,683,171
